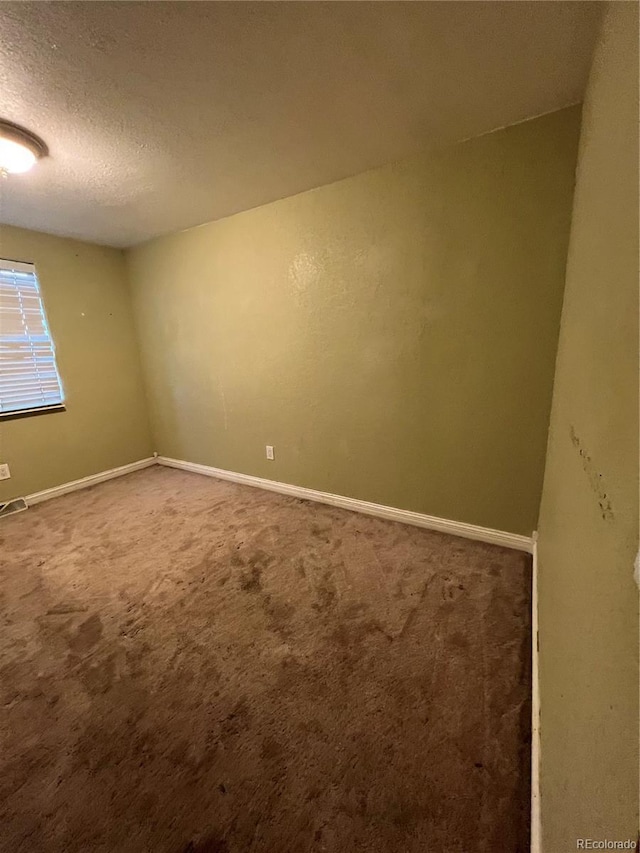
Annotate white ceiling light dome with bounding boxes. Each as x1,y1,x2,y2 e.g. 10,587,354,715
0,119,47,175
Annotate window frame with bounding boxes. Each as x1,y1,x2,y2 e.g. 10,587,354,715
0,258,66,420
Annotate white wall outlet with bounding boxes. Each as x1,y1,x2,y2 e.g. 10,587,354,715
265,445,275,461
0,463,11,480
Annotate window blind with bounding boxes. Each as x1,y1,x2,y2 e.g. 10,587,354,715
0,259,64,416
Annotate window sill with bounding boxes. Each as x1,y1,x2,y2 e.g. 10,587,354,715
0,404,66,422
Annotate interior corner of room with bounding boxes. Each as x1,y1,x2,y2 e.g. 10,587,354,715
1,105,583,540
0,1,637,851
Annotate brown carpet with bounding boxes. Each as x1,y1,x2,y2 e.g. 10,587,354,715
0,466,531,853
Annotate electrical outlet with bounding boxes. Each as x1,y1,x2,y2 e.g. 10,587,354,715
265,445,275,461
0,463,10,480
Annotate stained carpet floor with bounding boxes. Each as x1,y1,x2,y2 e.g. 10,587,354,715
0,466,531,853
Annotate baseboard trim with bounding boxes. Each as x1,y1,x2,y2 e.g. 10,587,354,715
25,457,157,506
18,454,534,552
157,456,534,553
531,532,542,853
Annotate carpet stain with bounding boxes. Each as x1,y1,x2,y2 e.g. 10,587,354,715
312,568,338,612
239,564,262,593
0,466,531,852
68,614,103,654
182,833,229,853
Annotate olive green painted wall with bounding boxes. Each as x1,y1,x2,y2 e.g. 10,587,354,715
0,225,153,501
537,3,639,848
128,107,580,536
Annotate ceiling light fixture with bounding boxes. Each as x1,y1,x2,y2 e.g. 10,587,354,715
0,119,48,176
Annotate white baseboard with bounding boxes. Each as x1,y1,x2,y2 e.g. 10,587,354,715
157,456,534,553
16,453,534,553
25,457,157,506
531,532,541,853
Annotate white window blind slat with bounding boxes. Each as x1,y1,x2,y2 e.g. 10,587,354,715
0,260,64,416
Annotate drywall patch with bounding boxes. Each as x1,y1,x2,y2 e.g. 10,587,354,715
569,426,614,520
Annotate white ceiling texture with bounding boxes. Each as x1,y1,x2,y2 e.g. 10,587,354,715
0,1,600,247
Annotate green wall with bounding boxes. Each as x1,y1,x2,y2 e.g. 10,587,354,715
0,225,153,501
128,107,580,535
537,3,639,847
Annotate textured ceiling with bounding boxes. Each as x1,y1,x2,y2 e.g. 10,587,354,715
0,1,600,248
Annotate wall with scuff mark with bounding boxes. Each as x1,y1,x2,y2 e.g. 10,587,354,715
0,225,153,501
537,2,639,847
128,107,580,535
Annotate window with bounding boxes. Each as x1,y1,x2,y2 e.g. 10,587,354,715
0,259,64,417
